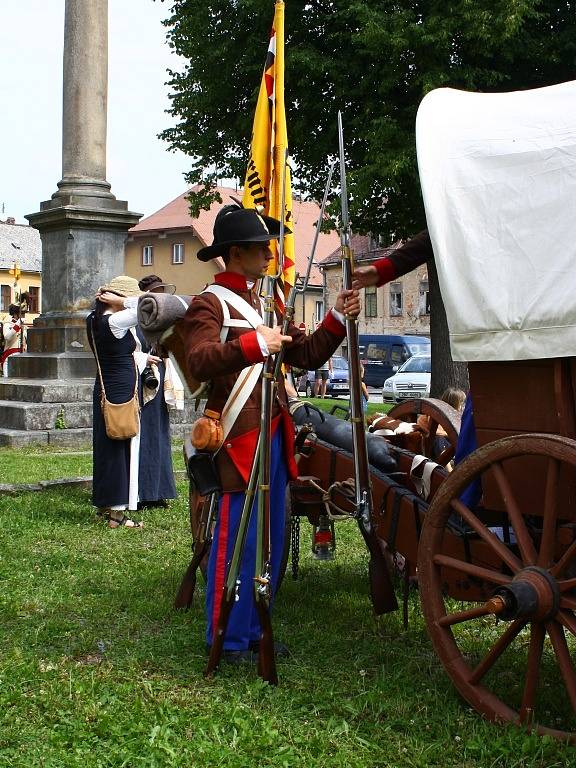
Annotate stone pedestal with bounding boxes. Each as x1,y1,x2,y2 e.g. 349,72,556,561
1,202,142,446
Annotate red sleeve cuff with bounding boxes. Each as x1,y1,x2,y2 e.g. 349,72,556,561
375,257,396,287
239,330,266,363
321,310,346,338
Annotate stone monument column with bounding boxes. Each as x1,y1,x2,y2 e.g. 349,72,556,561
57,0,113,203
21,0,141,375
0,0,142,445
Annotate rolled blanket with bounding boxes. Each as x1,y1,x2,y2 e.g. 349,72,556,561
137,293,193,343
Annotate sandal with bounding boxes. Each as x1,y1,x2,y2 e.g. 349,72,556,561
108,515,143,529
95,508,111,520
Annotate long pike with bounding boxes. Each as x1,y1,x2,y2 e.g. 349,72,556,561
338,111,398,615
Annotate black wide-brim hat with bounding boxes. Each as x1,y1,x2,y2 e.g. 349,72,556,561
197,207,291,262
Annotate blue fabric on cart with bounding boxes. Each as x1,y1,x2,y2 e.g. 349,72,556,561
454,392,481,509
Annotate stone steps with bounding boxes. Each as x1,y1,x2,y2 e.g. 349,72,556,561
0,375,201,446
0,377,94,403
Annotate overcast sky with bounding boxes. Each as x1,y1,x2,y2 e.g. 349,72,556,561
0,0,190,224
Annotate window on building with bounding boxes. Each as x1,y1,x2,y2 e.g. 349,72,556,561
315,300,324,323
364,285,377,318
1,284,10,311
172,243,184,264
389,283,403,316
142,245,154,266
419,280,430,315
27,286,40,313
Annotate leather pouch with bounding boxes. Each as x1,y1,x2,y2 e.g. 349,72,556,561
184,437,222,496
190,408,224,451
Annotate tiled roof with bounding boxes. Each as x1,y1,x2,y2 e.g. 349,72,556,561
129,186,340,287
0,222,42,272
322,233,403,266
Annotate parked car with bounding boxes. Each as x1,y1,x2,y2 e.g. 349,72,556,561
357,334,430,388
297,356,350,397
382,353,431,404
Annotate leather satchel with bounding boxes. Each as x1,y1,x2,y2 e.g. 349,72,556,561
101,391,140,440
89,318,140,441
190,409,224,452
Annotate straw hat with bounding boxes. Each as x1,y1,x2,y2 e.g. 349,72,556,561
99,275,143,297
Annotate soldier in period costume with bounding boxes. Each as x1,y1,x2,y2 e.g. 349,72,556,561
178,206,360,662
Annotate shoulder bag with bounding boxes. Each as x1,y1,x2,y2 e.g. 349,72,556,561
89,318,140,440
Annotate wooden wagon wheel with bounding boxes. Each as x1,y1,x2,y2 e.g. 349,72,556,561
388,397,461,466
418,434,576,741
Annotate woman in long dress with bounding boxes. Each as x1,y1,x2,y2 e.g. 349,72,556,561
87,275,159,528
136,274,177,509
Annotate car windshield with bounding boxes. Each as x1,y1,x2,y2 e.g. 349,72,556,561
399,356,431,373
408,343,430,355
332,357,348,370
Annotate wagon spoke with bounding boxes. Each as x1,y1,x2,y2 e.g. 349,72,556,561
433,553,512,586
438,596,505,627
557,609,576,637
451,498,523,574
551,537,576,579
560,595,576,612
547,621,576,713
537,458,560,568
559,577,576,593
519,622,545,726
468,619,526,685
491,462,538,565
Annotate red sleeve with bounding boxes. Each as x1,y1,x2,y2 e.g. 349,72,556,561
320,310,346,338
238,330,266,363
374,258,396,287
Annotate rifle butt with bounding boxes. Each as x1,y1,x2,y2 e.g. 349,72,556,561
204,592,235,677
359,523,398,615
173,545,207,610
255,600,278,685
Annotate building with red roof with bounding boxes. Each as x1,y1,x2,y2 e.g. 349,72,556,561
125,186,340,331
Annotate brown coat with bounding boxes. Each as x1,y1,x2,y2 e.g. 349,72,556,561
375,230,433,285
178,271,346,491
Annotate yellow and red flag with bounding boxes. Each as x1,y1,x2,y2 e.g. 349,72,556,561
242,0,295,307
8,261,21,286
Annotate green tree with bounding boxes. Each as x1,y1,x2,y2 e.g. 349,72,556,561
159,0,576,394
160,0,576,235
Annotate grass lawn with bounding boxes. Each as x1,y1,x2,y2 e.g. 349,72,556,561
0,449,573,766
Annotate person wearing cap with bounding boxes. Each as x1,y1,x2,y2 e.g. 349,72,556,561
178,205,361,662
134,274,178,510
1,303,26,376
87,275,160,528
138,274,177,295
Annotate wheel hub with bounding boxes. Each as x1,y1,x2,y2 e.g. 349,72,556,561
493,566,560,622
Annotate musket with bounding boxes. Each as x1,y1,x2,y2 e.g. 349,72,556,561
174,492,217,610
205,434,262,676
273,159,336,377
252,148,292,685
255,157,337,683
337,112,398,615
